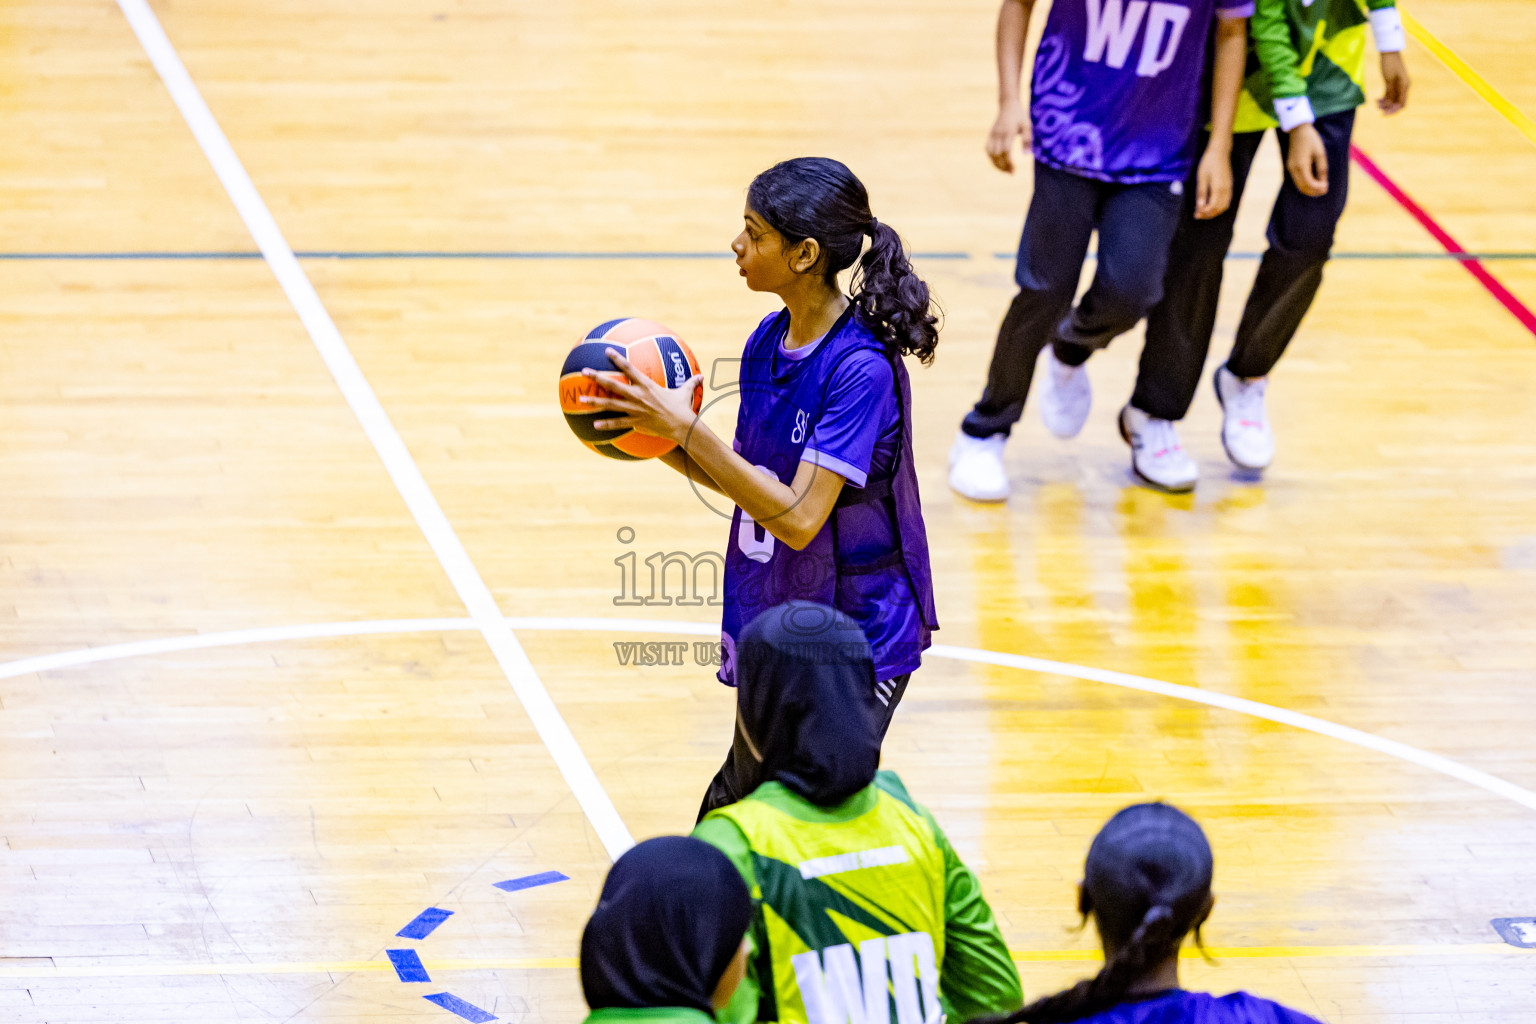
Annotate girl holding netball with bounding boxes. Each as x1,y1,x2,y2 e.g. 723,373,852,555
974,803,1325,1024
581,157,939,817
950,0,1251,498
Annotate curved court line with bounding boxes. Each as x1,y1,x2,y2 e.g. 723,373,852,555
929,643,1536,812
0,619,477,680
4,616,1534,813
116,0,633,860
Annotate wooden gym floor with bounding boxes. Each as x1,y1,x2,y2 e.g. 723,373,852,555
2,1,1535,1021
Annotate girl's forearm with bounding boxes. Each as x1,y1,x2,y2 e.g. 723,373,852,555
996,0,1034,104
680,423,820,545
1208,18,1248,146
660,448,725,495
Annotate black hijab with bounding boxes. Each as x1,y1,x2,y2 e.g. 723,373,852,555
735,601,882,806
580,836,754,1014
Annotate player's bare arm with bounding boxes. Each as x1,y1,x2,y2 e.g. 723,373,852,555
1286,123,1329,196
1379,50,1410,114
583,349,843,550
1195,13,1248,219
986,0,1035,173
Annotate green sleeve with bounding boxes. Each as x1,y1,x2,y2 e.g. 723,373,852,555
1252,0,1308,100
692,815,758,890
922,811,1024,1020
692,817,763,1024
1365,0,1397,11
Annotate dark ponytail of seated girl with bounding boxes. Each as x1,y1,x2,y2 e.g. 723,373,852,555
971,803,1215,1024
746,157,940,365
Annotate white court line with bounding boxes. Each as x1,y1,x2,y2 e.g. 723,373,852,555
6,616,1535,814
0,619,476,681
928,645,1536,813
101,0,1536,834
113,0,634,859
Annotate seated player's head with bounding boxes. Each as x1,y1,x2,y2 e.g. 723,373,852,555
580,836,753,1015
734,600,882,806
973,802,1216,1024
1079,802,1215,964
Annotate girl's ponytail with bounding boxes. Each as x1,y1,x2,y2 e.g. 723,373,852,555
852,218,940,365
969,804,1215,1024
746,158,941,364
980,906,1178,1024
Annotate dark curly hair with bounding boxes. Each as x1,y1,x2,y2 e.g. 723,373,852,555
747,157,940,365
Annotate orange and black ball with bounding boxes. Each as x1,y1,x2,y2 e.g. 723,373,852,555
558,318,702,459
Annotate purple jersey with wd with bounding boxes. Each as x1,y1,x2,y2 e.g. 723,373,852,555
1032,0,1252,182
720,307,935,685
1071,990,1324,1024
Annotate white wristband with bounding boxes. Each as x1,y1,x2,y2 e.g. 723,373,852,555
1370,7,1406,52
1274,95,1316,131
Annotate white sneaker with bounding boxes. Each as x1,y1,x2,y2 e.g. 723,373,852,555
1214,364,1275,471
1037,347,1092,439
1118,405,1198,493
948,430,1009,502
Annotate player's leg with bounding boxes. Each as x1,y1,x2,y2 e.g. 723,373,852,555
1053,176,1182,356
697,718,761,821
1134,129,1265,423
873,673,910,737
952,163,1096,500
1053,178,1191,491
1221,109,1355,470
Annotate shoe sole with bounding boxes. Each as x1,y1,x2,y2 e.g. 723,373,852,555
1132,469,1196,494
1043,417,1088,440
950,481,1008,503
1118,406,1196,494
1213,368,1271,472
948,459,1008,503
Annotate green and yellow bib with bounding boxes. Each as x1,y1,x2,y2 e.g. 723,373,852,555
704,773,948,1024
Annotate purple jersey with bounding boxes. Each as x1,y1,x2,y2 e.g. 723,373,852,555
1074,990,1325,1024
719,307,936,685
1032,0,1252,182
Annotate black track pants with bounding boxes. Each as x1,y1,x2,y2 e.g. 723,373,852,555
1135,109,1356,420
962,161,1183,439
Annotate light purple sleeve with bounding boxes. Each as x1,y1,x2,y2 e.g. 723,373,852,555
801,352,895,489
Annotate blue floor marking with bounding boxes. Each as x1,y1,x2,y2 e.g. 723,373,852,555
425,993,498,1022
493,870,569,893
387,948,432,983
1491,918,1536,948
397,907,454,939
4,249,1534,261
